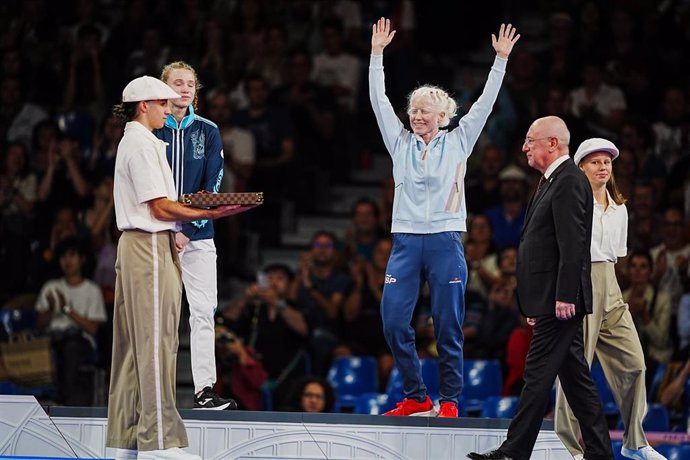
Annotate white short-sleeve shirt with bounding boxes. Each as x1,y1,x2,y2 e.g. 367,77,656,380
114,121,180,233
591,190,628,263
35,278,107,335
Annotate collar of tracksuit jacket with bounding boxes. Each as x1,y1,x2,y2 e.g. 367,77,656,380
164,104,196,129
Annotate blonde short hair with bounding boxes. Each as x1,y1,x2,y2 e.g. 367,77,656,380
406,85,458,128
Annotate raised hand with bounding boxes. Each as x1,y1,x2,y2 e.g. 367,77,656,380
492,23,520,59
371,17,396,56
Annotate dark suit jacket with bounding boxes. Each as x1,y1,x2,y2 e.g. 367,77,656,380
516,158,593,317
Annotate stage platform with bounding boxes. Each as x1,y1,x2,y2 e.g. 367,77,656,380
1,395,570,459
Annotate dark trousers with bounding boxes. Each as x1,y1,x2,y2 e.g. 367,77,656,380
500,314,612,460
53,331,95,406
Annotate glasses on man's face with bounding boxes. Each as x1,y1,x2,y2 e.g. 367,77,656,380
303,392,325,400
312,241,334,249
523,136,552,146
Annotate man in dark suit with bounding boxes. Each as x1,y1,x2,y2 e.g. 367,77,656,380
468,116,612,460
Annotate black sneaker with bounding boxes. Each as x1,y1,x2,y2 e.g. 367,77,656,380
193,387,238,410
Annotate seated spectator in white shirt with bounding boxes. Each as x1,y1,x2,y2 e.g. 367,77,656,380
35,236,107,405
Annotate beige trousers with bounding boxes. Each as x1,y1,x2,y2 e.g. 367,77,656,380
106,230,188,451
555,262,648,456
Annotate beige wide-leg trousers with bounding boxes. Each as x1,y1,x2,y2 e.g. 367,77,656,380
555,262,648,456
106,230,188,451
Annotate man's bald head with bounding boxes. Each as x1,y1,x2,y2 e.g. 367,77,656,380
523,116,571,173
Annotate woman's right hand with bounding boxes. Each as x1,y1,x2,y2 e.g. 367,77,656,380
371,17,396,56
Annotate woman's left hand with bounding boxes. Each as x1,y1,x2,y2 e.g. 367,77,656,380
492,23,520,59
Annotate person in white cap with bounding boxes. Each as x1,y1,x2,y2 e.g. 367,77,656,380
554,137,665,460
106,75,253,460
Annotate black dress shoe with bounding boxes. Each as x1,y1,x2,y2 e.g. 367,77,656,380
467,449,513,460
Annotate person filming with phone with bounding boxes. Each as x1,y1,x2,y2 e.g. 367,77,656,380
222,263,312,409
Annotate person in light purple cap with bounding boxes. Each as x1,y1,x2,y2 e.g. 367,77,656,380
106,75,252,460
555,137,665,460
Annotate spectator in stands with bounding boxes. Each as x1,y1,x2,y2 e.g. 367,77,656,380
369,17,519,418
35,237,107,405
337,237,394,389
464,214,500,299
676,290,690,358
27,204,83,291
0,76,48,149
618,120,666,206
496,246,518,290
213,323,268,411
568,59,627,140
207,90,256,276
233,72,295,246
650,207,690,312
537,12,579,89
290,230,351,376
283,376,336,413
272,48,342,202
311,18,361,114
343,197,386,264
124,24,169,80
465,144,505,215
378,176,395,231
651,86,690,174
63,23,106,119
624,250,673,380
501,315,532,396
36,133,92,213
0,142,37,300
474,278,520,362
538,84,588,151
485,164,529,250
88,113,124,180
224,263,311,409
657,359,690,428
627,182,662,252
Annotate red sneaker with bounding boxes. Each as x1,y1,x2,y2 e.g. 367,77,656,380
437,402,458,418
383,396,435,416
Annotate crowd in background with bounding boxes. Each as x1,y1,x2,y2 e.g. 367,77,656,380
3,0,690,421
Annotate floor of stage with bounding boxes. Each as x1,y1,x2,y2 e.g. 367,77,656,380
1,395,570,459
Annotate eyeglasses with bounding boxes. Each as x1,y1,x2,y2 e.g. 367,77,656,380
523,136,553,146
303,392,325,400
312,241,334,249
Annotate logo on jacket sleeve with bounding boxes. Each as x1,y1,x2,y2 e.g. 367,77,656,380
191,130,206,159
449,277,462,284
384,274,397,284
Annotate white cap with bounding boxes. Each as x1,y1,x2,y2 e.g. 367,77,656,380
573,138,619,165
122,76,181,102
498,164,528,181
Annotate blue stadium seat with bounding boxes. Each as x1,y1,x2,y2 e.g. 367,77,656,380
421,358,440,400
616,403,670,432
611,440,624,460
591,361,619,416
480,396,519,419
648,363,667,403
655,443,690,460
384,358,440,405
354,392,391,415
327,356,378,409
642,404,670,432
462,359,502,413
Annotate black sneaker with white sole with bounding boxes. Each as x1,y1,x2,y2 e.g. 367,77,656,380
193,387,238,410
